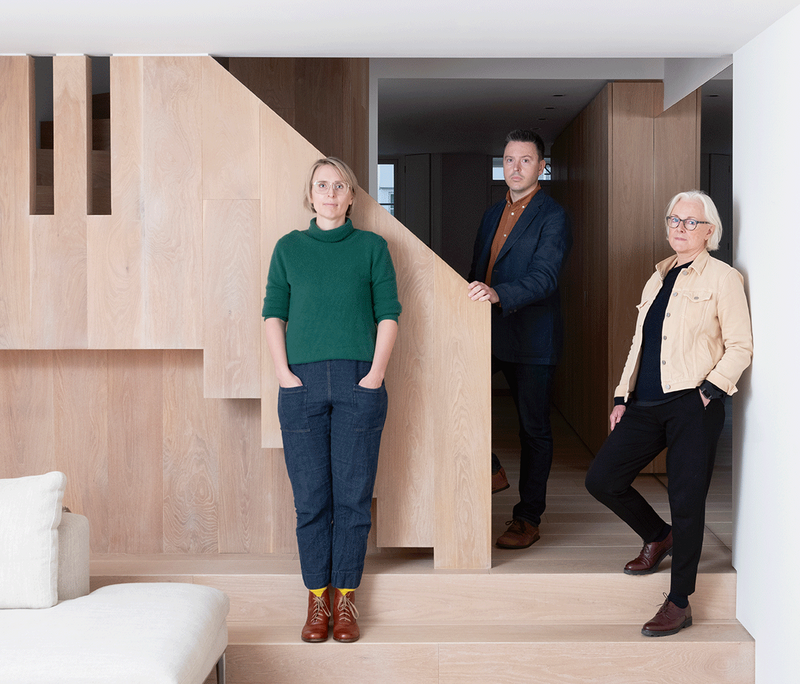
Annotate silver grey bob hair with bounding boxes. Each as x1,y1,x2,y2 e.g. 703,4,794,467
665,190,723,251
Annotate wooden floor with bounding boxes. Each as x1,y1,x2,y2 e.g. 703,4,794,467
90,396,752,684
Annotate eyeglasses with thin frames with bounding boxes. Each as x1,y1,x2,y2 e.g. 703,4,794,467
666,215,711,231
312,180,350,195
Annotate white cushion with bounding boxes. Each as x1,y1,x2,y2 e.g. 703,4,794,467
0,582,229,684
0,472,66,608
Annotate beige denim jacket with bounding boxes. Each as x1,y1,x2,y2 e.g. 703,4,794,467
615,249,753,402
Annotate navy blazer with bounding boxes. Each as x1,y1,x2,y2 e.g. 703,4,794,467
469,190,571,365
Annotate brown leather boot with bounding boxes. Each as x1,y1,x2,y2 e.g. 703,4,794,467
332,589,360,642
301,590,331,642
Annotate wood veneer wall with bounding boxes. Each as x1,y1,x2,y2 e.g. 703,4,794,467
0,56,490,569
552,82,701,458
226,58,369,191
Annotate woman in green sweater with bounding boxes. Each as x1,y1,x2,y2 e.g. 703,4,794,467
263,158,401,643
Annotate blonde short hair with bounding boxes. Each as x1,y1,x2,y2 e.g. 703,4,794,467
303,157,359,217
665,190,723,251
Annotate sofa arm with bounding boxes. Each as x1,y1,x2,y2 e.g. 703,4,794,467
58,512,90,600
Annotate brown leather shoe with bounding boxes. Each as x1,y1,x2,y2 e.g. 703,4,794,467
624,530,673,575
332,589,360,642
492,467,510,494
496,519,540,549
301,590,331,642
641,595,692,636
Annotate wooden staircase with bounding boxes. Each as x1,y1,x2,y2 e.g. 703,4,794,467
89,408,754,684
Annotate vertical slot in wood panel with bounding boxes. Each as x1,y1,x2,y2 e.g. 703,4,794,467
203,199,261,398
89,56,111,215
142,57,203,348
0,57,33,348
32,55,54,216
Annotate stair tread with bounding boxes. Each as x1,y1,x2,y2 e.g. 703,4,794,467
228,621,754,645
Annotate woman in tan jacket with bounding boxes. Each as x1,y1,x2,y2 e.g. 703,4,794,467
585,190,753,637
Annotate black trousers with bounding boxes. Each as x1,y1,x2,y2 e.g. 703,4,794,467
585,390,725,596
492,358,556,527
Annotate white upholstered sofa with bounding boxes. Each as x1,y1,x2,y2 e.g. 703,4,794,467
0,472,229,684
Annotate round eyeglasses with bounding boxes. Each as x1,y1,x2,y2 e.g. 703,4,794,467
666,215,712,231
312,180,350,195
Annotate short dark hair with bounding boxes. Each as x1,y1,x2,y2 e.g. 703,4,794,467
505,129,545,162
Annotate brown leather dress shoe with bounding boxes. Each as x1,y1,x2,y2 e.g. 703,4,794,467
492,467,510,494
624,530,673,575
301,590,331,642
641,595,692,636
332,589,360,642
496,519,540,549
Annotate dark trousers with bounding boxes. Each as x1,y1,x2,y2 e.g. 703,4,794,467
585,390,725,596
278,359,387,590
492,358,556,527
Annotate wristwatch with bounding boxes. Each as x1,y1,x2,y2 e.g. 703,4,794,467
699,386,713,402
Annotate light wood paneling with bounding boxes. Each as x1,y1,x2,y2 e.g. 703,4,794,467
201,59,260,200
216,399,271,554
54,350,109,551
142,57,203,348
609,82,661,392
162,349,219,553
0,351,55,478
259,105,320,448
31,57,90,349
107,350,163,553
87,57,146,348
432,260,492,569
372,205,436,550
203,200,261,399
0,57,33,349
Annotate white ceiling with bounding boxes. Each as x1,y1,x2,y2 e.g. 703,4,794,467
1,1,798,58
2,1,792,159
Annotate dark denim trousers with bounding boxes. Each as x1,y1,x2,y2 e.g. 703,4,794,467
584,390,725,596
492,358,556,527
278,359,387,590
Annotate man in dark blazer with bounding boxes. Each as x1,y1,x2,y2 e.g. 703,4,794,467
468,129,571,549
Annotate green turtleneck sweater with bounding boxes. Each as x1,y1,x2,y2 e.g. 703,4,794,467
262,219,402,365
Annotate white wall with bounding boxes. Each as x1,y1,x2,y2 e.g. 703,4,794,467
733,5,800,683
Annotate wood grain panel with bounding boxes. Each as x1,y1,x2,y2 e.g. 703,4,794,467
53,56,91,217
31,57,90,349
0,351,55,478
259,105,320,448
0,57,33,349
654,88,701,264
228,58,296,126
609,82,659,395
162,349,219,553
216,399,270,554
87,57,146,348
142,57,203,348
202,200,261,399
432,259,492,569
201,59,260,200
365,202,436,549
107,350,163,553
265,447,298,554
53,350,109,551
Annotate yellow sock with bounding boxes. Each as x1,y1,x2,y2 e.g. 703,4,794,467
310,587,327,597
338,588,354,595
